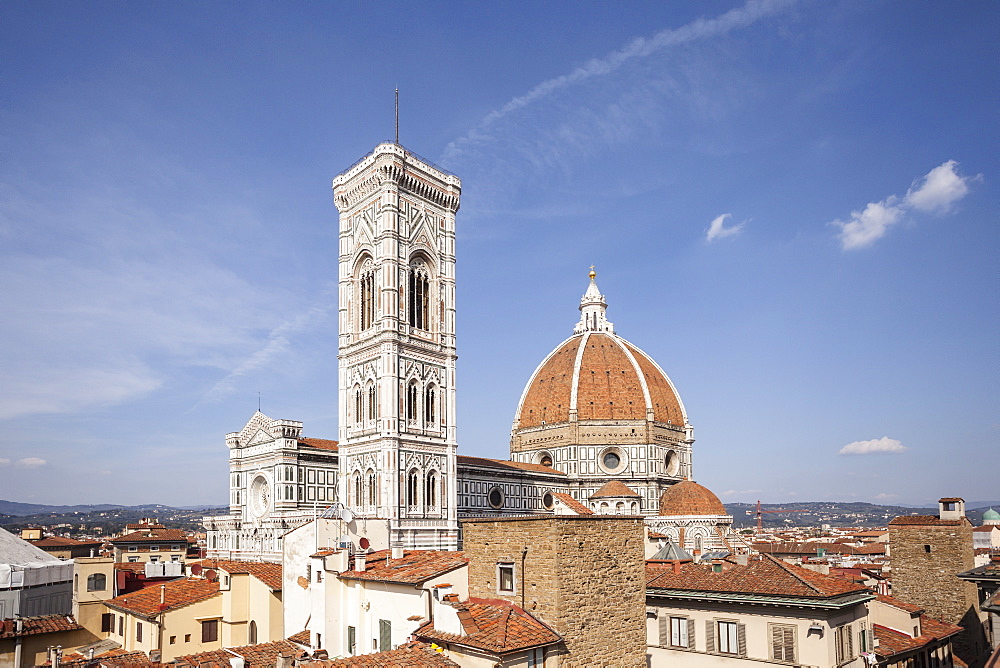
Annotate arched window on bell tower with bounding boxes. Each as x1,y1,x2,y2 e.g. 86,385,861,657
424,384,436,424
405,381,418,422
407,261,429,330
359,263,376,331
367,382,377,422
353,385,363,427
425,470,437,508
406,469,419,507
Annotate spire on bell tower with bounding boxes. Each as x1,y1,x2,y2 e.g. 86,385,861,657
575,266,615,334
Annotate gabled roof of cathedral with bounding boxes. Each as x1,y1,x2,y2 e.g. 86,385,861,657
457,455,565,476
415,598,561,655
299,437,338,451
550,492,593,515
590,480,641,499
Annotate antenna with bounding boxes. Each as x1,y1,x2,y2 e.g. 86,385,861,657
394,88,399,145
257,391,261,412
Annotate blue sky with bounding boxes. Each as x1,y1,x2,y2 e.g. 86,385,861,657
2,1,996,507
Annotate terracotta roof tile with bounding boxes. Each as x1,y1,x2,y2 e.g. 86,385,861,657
111,529,189,543
658,481,726,516
590,480,641,499
623,340,686,425
517,337,581,428
877,594,924,614
875,615,963,659
551,492,593,515
415,598,561,654
287,629,310,645
106,577,220,617
0,614,80,638
193,559,282,590
174,640,299,667
313,641,458,666
299,438,339,451
339,550,467,586
576,335,648,421
56,649,151,666
29,536,102,548
646,553,868,599
457,455,565,476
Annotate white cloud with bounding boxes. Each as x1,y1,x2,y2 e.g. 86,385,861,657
706,213,747,242
904,160,971,213
722,488,762,496
833,160,976,250
839,437,907,456
874,492,898,500
442,0,797,165
16,457,47,468
0,458,10,466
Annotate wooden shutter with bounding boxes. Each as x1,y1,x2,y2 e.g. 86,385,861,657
658,616,668,646
772,625,795,662
846,623,854,659
347,625,356,654
379,619,391,652
101,613,112,633
737,623,747,656
706,620,716,652
687,618,696,650
835,626,844,664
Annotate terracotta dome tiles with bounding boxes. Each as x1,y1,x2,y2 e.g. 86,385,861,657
658,480,726,516
576,335,647,421
623,341,685,425
517,337,580,428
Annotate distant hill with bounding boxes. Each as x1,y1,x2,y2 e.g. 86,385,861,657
725,500,995,528
0,499,125,516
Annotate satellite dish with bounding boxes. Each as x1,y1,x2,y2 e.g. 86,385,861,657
341,507,355,523
190,564,203,576
205,569,217,582
359,537,370,550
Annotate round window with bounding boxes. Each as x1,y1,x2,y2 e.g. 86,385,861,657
488,487,504,509
542,492,554,510
603,451,621,469
249,475,271,518
665,450,680,476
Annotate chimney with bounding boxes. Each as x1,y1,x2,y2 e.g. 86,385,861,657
353,551,367,573
735,554,749,566
276,652,293,668
672,561,681,575
391,543,404,560
711,559,723,573
939,498,965,521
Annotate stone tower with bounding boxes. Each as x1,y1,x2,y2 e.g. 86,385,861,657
332,143,461,550
889,497,987,666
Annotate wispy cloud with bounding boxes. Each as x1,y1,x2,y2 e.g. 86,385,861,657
722,488,762,496
833,160,976,250
839,437,907,455
706,213,747,242
0,457,47,468
874,492,898,500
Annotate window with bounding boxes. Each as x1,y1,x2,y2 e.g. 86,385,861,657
136,622,143,643
542,492,554,510
169,636,176,645
858,622,871,653
670,617,691,648
540,454,553,467
87,573,107,591
424,385,436,423
498,563,515,593
171,545,181,551
708,620,745,656
360,266,376,330
202,619,219,643
185,634,191,643
249,620,257,645
118,616,123,636
769,623,797,663
835,624,854,664
128,546,138,552
353,472,362,506
148,556,159,563
379,619,392,652
426,471,437,507
101,613,112,633
527,647,545,667
407,469,419,507
603,451,620,469
924,544,933,553
408,263,429,330
367,470,376,507
149,545,159,551
171,555,181,562
127,556,139,563
347,626,356,655
405,382,418,421
354,386,363,426
367,383,377,421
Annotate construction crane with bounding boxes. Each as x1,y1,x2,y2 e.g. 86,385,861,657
754,500,808,533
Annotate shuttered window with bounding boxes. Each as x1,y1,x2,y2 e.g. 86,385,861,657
378,619,391,652
201,619,218,643
770,623,797,662
835,623,854,664
100,613,113,633
713,620,746,656
670,617,689,648
347,626,356,655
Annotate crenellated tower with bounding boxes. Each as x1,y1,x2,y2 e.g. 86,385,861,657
332,143,461,549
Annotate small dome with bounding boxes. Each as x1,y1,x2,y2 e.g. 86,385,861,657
658,481,726,516
983,508,1000,524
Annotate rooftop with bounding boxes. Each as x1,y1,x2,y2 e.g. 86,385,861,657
457,455,565,476
174,639,300,667
339,550,468,586
0,614,80,638
106,577,220,617
415,598,561,654
192,559,282,590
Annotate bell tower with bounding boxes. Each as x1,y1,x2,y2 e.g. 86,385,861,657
332,143,461,550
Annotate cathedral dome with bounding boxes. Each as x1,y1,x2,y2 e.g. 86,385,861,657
512,272,687,430
658,480,726,516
